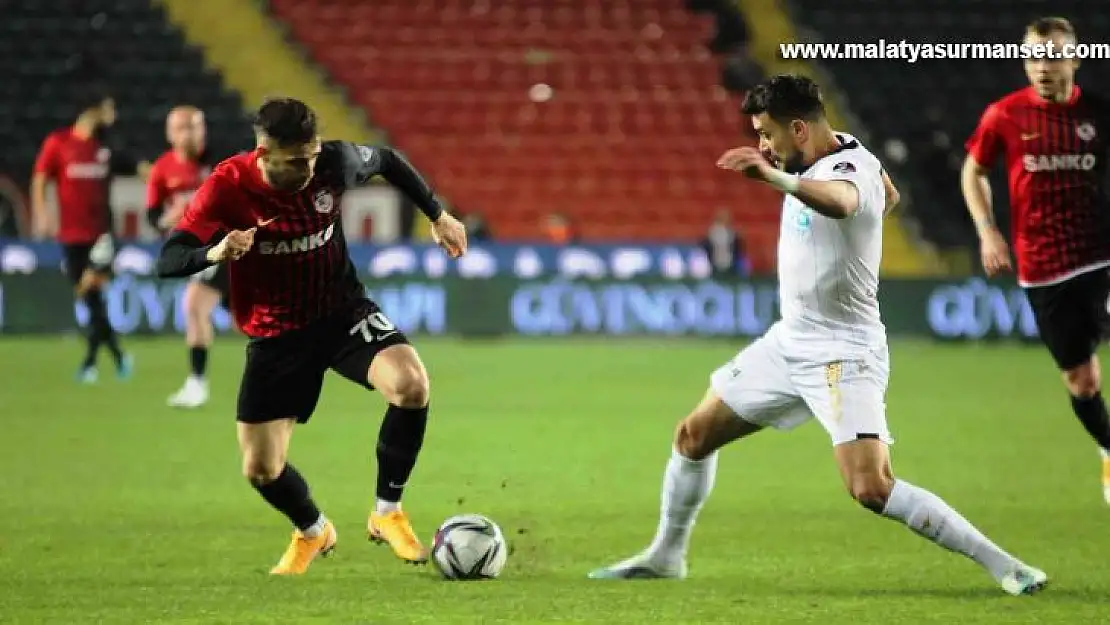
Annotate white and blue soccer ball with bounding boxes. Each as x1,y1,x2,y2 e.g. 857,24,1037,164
431,514,508,580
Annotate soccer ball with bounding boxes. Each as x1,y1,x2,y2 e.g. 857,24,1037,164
430,514,508,580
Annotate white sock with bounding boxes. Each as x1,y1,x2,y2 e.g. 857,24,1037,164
375,499,401,515
646,448,718,563
881,479,1021,581
301,514,328,538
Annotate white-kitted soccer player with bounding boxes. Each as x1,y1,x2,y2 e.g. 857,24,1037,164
588,74,1047,596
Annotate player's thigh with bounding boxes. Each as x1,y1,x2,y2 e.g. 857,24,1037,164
328,301,424,403
237,330,327,425
237,418,296,481
708,329,809,433
793,346,893,448
184,274,221,315
1026,279,1100,372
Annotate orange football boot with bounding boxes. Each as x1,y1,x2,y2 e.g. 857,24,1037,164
1102,453,1110,505
368,509,427,563
269,520,337,575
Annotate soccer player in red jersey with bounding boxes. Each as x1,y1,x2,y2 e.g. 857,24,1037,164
31,90,134,383
155,98,468,575
962,17,1110,503
146,105,224,409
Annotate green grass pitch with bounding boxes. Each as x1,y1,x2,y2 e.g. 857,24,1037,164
1,336,1108,623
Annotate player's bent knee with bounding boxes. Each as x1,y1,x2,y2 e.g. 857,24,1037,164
847,472,894,513
383,366,430,408
674,419,708,460
1064,361,1100,398
242,456,285,484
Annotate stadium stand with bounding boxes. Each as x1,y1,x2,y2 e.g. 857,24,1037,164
267,0,784,271
0,0,253,189
784,0,1110,254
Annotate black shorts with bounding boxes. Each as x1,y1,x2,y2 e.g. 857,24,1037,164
61,235,116,285
190,264,230,306
1025,268,1110,370
236,299,410,424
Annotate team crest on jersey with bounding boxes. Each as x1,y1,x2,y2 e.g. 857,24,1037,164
358,145,374,163
96,147,111,162
1077,122,1097,142
313,189,334,213
832,161,856,174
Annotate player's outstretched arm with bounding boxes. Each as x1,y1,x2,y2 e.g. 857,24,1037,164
787,179,859,219
155,230,218,278
156,227,260,277
340,141,467,257
717,146,859,219
340,141,443,221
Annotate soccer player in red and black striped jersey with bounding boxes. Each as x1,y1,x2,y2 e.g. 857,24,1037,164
155,97,468,574
31,90,135,383
146,105,224,409
962,17,1110,504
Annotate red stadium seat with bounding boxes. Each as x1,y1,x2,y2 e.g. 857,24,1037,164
270,0,779,271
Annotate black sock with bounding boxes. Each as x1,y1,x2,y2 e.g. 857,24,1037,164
81,324,100,369
376,404,429,503
189,346,208,377
1070,392,1110,450
250,464,322,531
84,290,123,365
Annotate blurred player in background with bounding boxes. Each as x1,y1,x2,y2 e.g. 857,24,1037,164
155,97,469,575
961,17,1110,503
590,75,1047,595
31,89,134,383
146,105,224,408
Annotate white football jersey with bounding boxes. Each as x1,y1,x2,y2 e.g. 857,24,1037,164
776,133,887,361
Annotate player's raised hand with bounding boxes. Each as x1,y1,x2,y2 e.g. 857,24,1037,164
430,212,468,259
716,146,774,181
208,227,260,262
979,228,1012,276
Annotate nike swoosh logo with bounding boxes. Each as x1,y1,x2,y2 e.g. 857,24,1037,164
388,481,406,489
1021,132,1039,141
257,216,278,227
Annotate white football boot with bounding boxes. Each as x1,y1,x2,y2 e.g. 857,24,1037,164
167,376,209,408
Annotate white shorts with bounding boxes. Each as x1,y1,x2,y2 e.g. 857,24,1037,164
709,324,893,446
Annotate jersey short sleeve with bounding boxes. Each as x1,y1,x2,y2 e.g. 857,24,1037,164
33,133,61,176
175,173,228,242
965,102,1005,168
145,159,167,209
812,149,885,217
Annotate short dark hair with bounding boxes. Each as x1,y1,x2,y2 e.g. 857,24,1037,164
1027,16,1075,39
741,74,825,123
252,97,318,146
75,86,112,116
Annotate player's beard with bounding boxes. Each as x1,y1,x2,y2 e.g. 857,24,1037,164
266,170,310,192
781,151,806,174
